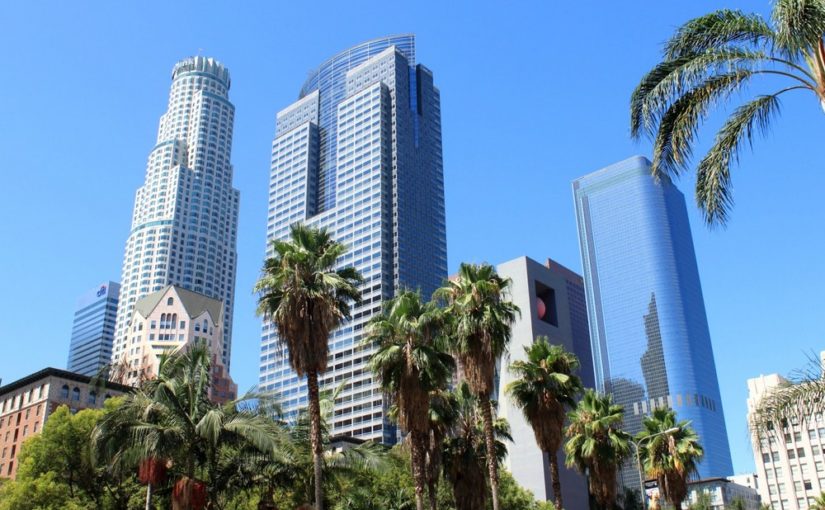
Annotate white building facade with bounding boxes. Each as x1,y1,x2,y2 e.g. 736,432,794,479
113,56,240,372
748,368,825,510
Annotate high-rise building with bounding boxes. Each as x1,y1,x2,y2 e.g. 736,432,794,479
495,256,593,507
0,368,130,479
260,35,447,443
67,281,119,376
572,156,733,485
113,56,240,372
121,285,236,403
747,364,825,510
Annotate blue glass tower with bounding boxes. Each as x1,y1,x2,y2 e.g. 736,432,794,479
260,35,446,443
67,282,120,377
573,156,733,483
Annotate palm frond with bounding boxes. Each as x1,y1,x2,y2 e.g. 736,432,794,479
665,10,774,59
772,0,825,54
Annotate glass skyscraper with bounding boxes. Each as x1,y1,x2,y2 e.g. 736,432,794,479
113,56,240,372
67,282,120,377
573,156,733,483
260,35,447,443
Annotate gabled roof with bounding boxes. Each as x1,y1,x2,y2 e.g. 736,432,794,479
134,285,223,324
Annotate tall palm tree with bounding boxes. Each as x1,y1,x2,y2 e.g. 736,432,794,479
425,389,458,510
255,223,362,510
505,337,583,509
631,1,825,225
434,263,519,510
565,390,632,510
637,408,704,509
441,382,512,510
92,342,284,510
367,290,454,510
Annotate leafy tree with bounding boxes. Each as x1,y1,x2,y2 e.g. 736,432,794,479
811,492,825,510
367,290,454,510
92,342,285,509
631,1,825,225
688,490,713,510
255,223,362,510
506,337,582,509
637,408,703,510
564,390,631,510
0,471,87,510
441,382,512,510
435,263,519,510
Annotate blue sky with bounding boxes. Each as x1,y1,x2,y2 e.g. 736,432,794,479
1,1,823,475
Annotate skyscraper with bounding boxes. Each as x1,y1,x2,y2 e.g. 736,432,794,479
495,256,593,507
113,56,240,372
67,282,119,377
572,156,733,484
260,35,447,443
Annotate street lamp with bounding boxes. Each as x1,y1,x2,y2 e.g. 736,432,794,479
630,426,681,508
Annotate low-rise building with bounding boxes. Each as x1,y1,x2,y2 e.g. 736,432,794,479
686,477,762,510
117,285,237,403
0,368,130,479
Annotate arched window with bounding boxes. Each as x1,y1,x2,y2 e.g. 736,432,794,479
71,387,80,401
202,319,208,332
167,297,174,306
60,385,69,399
87,391,97,405
171,314,177,329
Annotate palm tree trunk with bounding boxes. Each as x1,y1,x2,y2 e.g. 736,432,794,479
479,395,500,510
428,478,438,510
410,431,427,510
548,450,563,509
145,482,152,510
307,370,324,510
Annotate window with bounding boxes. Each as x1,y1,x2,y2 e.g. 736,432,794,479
87,392,97,405
796,432,804,441
800,448,807,458
60,385,69,399
805,480,813,490
167,297,174,305
789,449,797,459
180,320,186,329
810,429,818,440
764,453,772,463
71,387,80,401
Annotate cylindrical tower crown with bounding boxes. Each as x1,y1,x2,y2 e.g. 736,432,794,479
172,56,230,89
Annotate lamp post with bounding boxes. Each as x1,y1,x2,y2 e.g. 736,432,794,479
630,426,680,509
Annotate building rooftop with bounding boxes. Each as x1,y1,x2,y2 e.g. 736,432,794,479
134,285,223,324
0,367,132,396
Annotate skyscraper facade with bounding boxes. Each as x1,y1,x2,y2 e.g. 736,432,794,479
67,282,119,377
260,35,447,443
496,256,593,507
113,56,240,372
572,156,733,483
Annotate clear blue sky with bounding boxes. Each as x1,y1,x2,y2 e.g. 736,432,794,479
1,0,822,475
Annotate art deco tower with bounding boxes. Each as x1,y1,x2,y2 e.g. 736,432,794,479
113,56,240,372
260,35,447,443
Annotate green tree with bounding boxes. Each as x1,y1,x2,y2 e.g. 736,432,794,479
564,390,631,510
92,342,285,509
505,337,582,509
367,290,454,510
689,490,713,510
810,492,825,510
441,382,512,510
637,408,704,510
435,263,519,510
630,1,825,225
0,471,87,510
255,223,362,510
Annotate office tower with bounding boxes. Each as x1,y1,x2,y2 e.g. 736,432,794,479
495,256,594,507
121,285,236,403
0,368,130,479
260,35,447,443
113,56,240,372
67,281,119,376
748,366,825,510
572,156,733,485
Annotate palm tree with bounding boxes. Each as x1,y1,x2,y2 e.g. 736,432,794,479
565,390,632,510
505,337,583,509
425,389,458,510
255,223,362,510
630,1,825,225
92,342,284,510
637,408,704,510
810,492,825,510
434,263,519,510
441,382,512,510
367,290,454,510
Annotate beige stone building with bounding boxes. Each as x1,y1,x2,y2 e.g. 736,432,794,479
118,285,236,403
0,368,130,479
748,358,825,510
